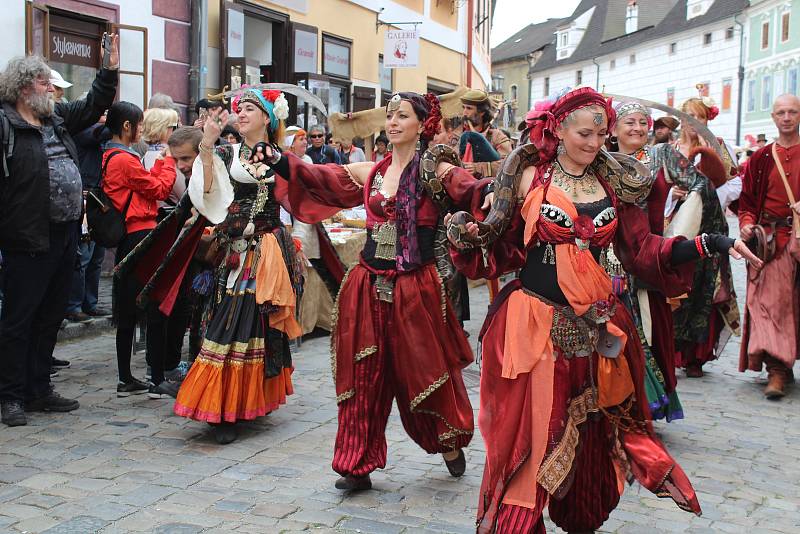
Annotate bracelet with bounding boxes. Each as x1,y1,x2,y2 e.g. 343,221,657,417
199,141,214,153
694,235,705,257
269,150,281,166
700,233,711,257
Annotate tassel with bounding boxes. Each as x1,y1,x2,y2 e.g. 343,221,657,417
611,275,627,296
192,270,215,296
243,222,255,237
542,242,556,264
226,251,240,270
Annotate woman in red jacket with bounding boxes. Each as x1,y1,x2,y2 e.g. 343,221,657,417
102,102,176,398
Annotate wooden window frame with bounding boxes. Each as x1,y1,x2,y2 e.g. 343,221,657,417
761,21,770,50
781,12,790,43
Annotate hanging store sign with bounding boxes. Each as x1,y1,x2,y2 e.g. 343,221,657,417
226,8,244,58
384,29,419,69
294,29,317,73
323,39,350,78
50,31,99,68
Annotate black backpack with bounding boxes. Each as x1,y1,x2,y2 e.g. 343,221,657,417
86,149,133,247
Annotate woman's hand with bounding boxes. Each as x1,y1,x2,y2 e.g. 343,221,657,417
201,108,228,148
443,213,479,248
250,142,274,164
101,33,120,70
481,192,494,211
671,187,688,202
729,238,763,270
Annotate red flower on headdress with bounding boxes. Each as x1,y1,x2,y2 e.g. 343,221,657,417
707,105,719,121
421,92,442,140
263,90,281,103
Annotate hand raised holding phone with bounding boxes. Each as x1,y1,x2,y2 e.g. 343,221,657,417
100,32,120,70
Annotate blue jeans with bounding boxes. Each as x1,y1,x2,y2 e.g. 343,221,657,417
66,239,105,314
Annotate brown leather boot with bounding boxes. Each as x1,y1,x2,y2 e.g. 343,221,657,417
764,361,788,400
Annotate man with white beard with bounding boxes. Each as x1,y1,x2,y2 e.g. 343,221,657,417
0,39,119,426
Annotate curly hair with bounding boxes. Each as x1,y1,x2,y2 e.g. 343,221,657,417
0,55,50,104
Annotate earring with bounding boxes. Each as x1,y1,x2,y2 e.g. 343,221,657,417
415,139,421,151
387,142,393,152
557,140,565,155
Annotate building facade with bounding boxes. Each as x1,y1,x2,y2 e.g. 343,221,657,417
742,0,800,142
3,0,193,116
207,0,492,132
524,0,748,144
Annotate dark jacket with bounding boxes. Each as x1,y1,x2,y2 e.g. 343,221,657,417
0,68,118,253
75,122,112,188
306,144,342,164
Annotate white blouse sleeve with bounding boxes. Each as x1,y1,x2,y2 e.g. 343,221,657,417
715,176,742,212
188,154,234,224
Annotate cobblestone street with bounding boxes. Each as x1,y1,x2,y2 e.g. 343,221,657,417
2,219,800,533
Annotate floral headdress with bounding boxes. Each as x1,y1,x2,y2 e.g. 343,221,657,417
524,87,616,167
232,86,290,131
681,96,719,121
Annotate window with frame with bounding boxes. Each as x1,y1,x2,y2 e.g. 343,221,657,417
625,2,638,34
788,68,798,96
610,58,616,70
746,79,756,112
703,32,712,45
669,42,677,54
781,12,790,42
544,76,550,97
667,87,674,108
629,53,636,64
560,33,568,47
722,77,732,111
762,74,772,110
761,22,770,49
725,26,735,40
576,70,582,86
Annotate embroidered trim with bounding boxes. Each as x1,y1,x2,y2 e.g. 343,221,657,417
330,266,355,389
537,387,599,494
409,371,450,412
416,407,474,446
354,346,378,362
344,165,364,189
434,268,447,323
336,389,355,403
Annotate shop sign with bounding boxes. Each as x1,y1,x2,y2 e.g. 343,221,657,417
294,29,317,73
227,8,244,58
323,40,350,78
384,29,419,69
50,31,98,68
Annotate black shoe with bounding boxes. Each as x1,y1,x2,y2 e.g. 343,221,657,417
1,400,27,426
51,357,70,369
148,381,180,399
85,307,111,317
50,368,59,377
66,312,92,323
335,474,372,491
210,422,238,444
117,378,149,397
444,449,466,477
26,392,79,413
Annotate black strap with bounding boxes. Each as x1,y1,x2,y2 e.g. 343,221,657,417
101,149,134,216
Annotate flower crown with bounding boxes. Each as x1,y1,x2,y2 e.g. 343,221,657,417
231,87,289,130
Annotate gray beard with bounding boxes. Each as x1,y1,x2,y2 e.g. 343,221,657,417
27,92,55,118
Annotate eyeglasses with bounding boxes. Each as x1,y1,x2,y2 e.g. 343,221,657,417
309,134,324,139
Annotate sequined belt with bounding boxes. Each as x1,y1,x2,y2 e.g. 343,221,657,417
522,287,618,359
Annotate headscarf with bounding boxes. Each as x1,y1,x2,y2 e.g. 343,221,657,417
524,87,616,169
614,101,653,129
231,87,289,131
386,92,442,271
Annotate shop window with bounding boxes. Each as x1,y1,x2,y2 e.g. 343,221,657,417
322,34,351,79
379,54,393,94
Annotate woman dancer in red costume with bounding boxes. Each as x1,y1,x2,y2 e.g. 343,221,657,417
446,87,760,533
262,92,490,490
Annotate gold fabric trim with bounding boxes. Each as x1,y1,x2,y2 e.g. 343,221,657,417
330,266,355,389
409,371,449,412
417,407,474,446
354,346,378,362
202,338,265,355
336,389,355,403
537,387,599,494
434,269,447,323
343,165,364,189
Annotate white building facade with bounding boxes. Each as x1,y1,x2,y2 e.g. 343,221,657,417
528,0,748,145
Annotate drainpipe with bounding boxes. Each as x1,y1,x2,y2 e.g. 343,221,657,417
466,0,474,87
591,57,600,89
188,0,206,123
734,14,745,146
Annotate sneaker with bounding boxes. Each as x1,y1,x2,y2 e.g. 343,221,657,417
164,361,191,382
51,357,70,369
50,368,59,378
145,366,152,381
26,392,79,413
1,400,27,426
60,319,69,329
117,378,150,397
85,307,111,317
148,381,180,399
66,312,92,323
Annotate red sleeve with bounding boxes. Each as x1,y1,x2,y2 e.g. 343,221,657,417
689,146,727,188
273,152,364,224
450,205,527,280
737,153,761,229
441,166,492,215
122,156,176,201
614,203,694,298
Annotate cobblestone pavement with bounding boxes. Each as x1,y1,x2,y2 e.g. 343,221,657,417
2,219,800,533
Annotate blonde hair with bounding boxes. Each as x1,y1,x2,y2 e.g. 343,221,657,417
141,107,179,144
679,98,707,148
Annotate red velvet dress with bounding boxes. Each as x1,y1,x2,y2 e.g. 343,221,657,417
276,153,485,478
453,170,701,533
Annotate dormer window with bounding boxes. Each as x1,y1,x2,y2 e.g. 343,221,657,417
560,33,568,47
555,6,596,61
686,0,713,21
625,1,638,34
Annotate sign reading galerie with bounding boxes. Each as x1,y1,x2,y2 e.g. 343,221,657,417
384,29,419,68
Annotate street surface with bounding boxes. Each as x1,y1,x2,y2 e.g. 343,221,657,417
1,217,800,533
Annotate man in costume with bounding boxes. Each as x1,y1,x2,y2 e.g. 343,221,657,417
652,116,679,144
460,89,512,178
739,94,800,399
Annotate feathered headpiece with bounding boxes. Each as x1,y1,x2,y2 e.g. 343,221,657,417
232,86,289,131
